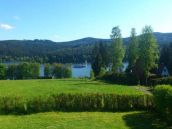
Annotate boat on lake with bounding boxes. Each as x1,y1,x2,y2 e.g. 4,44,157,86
73,64,86,68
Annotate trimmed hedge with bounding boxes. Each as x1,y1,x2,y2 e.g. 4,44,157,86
153,85,172,124
0,93,153,114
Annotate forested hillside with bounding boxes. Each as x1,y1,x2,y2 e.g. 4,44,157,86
0,32,172,63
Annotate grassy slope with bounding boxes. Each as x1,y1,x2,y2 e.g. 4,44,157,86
0,79,145,99
0,111,168,129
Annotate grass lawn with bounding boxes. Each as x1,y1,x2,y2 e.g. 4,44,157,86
0,79,146,99
0,111,168,129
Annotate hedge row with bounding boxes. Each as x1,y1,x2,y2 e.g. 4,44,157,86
153,85,172,124
0,93,153,114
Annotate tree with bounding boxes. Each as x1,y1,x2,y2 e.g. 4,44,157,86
91,41,109,77
30,63,40,79
91,43,103,77
44,63,51,78
62,66,72,78
128,28,139,71
53,64,63,78
0,64,6,80
137,26,159,84
160,43,172,74
110,26,125,73
53,63,71,78
6,64,17,80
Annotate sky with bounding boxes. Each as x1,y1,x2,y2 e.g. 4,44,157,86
0,0,172,42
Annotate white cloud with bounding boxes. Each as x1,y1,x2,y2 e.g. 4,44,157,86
13,16,20,20
0,23,14,30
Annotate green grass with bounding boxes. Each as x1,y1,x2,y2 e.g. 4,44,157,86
0,79,145,99
0,111,168,129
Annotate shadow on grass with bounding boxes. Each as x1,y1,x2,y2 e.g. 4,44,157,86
123,111,169,129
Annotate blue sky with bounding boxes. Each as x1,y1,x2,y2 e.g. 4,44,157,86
0,0,172,42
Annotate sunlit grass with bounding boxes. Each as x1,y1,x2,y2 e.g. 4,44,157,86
0,79,145,99
0,111,168,129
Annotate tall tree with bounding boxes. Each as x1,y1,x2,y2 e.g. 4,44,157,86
128,28,139,71
110,26,125,73
138,26,159,84
91,43,103,77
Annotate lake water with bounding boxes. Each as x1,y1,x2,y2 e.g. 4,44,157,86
2,62,128,78
39,64,92,78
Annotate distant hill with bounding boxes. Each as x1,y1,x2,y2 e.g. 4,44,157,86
0,32,172,63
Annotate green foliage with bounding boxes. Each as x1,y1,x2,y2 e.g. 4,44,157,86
160,42,172,74
0,64,6,80
98,73,139,85
6,64,16,80
148,77,172,86
91,42,108,77
0,93,153,114
90,70,95,79
110,26,125,73
138,26,159,79
153,85,172,124
62,67,72,78
53,64,63,78
128,28,139,70
53,63,71,78
44,63,51,78
15,63,40,79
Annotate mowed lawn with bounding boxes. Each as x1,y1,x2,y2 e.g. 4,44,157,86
0,111,168,129
0,79,146,99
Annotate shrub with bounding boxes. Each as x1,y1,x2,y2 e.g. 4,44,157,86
53,63,71,78
90,70,95,79
153,85,172,124
148,77,172,86
98,73,139,85
0,93,153,114
0,64,6,80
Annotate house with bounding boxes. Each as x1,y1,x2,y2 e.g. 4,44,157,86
157,64,169,77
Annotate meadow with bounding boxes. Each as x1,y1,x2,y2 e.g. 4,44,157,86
0,79,153,114
0,79,145,99
0,79,160,129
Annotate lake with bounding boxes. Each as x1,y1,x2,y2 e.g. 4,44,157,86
2,62,128,78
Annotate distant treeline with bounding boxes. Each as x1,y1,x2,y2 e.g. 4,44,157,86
0,63,71,80
0,32,172,63
0,39,93,63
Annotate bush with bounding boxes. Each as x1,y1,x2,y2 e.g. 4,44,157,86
53,64,71,78
153,85,172,124
0,93,153,114
0,64,6,80
98,73,139,85
148,77,172,86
